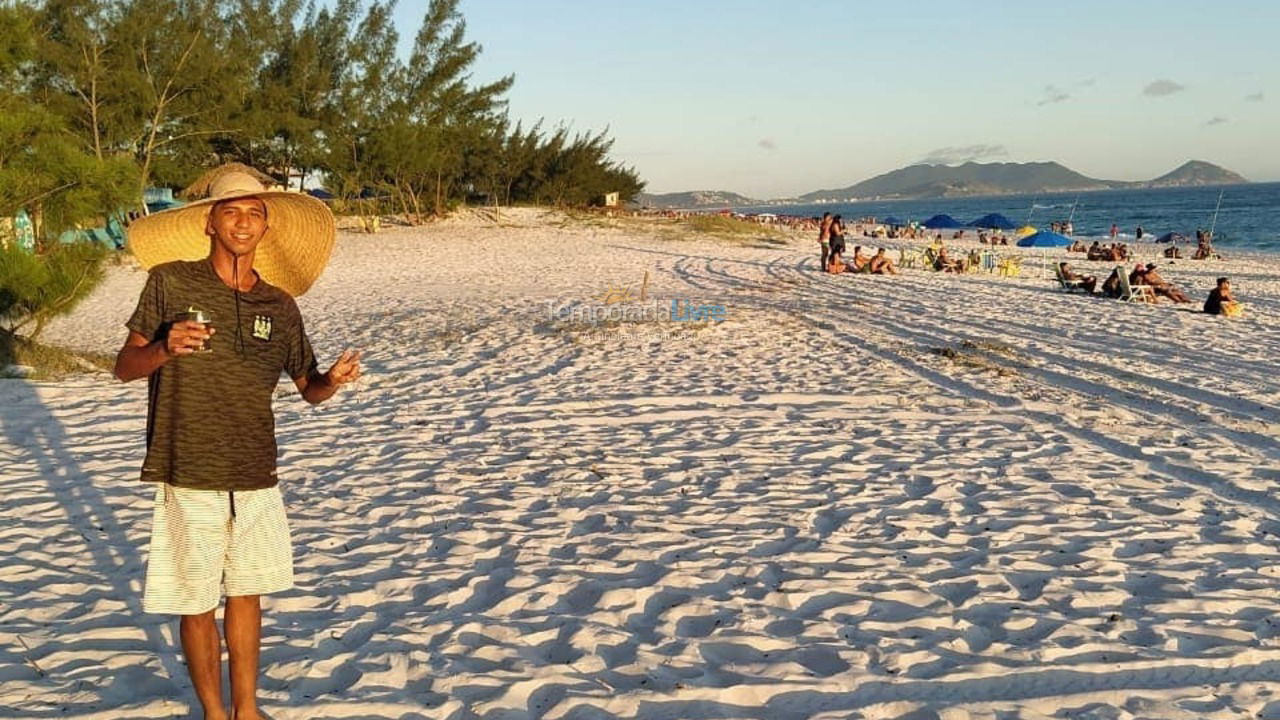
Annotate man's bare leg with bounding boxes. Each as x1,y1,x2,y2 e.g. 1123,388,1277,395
181,610,228,720
226,594,262,720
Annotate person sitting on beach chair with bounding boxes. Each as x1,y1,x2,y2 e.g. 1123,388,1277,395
1128,263,1148,288
934,246,963,273
1057,262,1097,294
1204,276,1243,316
869,248,899,275
1142,263,1192,303
1119,264,1157,303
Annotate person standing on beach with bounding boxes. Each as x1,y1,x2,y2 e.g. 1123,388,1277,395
114,170,362,720
1110,223,1118,240
818,212,832,270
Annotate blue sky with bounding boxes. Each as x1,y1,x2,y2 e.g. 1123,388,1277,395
387,1,1279,198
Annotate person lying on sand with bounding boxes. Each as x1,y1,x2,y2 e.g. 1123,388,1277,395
1142,263,1192,303
1059,262,1097,293
1204,276,1243,316
870,248,899,275
1163,245,1182,259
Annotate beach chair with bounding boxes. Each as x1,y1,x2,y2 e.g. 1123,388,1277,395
1116,266,1156,303
996,255,1021,277
921,247,939,271
898,247,921,269
1054,264,1088,293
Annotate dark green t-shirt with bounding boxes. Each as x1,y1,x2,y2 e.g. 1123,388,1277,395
126,259,317,490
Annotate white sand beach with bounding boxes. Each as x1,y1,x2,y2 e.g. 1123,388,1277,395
6,208,1280,719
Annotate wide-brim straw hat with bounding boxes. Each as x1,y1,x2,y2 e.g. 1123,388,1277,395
128,170,335,297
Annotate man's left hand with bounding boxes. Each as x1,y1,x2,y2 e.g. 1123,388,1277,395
326,349,363,386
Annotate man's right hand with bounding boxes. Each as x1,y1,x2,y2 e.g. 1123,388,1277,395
166,321,214,356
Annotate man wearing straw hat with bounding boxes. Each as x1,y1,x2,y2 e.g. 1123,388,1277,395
114,170,361,720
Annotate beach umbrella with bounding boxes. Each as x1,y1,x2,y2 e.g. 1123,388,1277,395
1015,224,1037,238
922,213,965,229
1017,231,1073,278
970,212,1017,230
881,215,905,226
1155,231,1186,244
1016,231,1073,248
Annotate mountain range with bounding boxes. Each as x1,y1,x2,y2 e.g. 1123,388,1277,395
638,160,1248,208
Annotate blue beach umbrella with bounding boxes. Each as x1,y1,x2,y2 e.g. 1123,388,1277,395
1016,231,1075,278
970,212,1017,230
1155,232,1187,244
1016,231,1074,248
922,213,965,229
881,216,905,226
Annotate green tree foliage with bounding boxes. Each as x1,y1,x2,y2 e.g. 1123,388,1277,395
0,1,138,241
10,0,643,224
0,240,109,339
0,1,133,346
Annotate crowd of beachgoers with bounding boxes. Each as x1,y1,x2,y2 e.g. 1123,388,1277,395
634,208,1241,317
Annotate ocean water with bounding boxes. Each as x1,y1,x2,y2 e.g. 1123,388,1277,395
756,182,1280,252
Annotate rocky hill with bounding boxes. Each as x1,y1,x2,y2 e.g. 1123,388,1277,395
799,160,1248,202
636,190,760,209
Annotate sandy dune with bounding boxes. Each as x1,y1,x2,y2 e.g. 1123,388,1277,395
5,208,1280,719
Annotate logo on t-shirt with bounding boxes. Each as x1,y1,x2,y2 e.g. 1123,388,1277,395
252,315,273,341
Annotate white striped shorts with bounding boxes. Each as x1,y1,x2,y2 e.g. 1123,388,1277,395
143,483,294,615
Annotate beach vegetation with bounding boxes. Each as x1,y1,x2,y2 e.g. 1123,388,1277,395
0,240,109,343
0,2,140,244
928,345,1016,376
0,331,113,379
685,214,785,240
